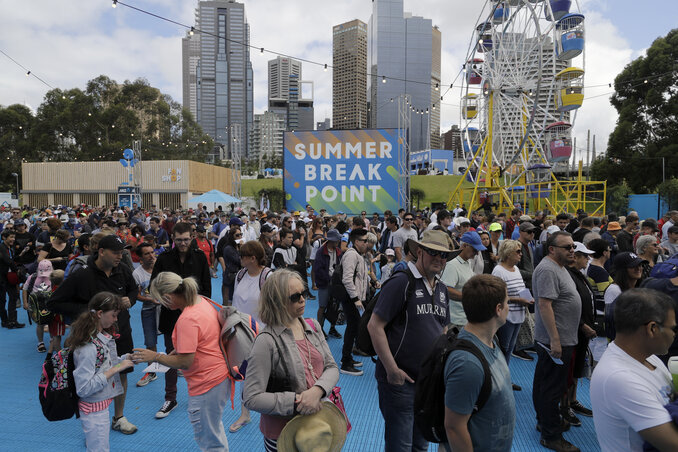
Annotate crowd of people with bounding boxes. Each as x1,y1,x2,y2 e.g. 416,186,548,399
3,202,678,451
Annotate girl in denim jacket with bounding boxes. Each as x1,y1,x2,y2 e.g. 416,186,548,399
66,292,134,452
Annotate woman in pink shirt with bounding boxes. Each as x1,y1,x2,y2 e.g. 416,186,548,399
133,272,229,452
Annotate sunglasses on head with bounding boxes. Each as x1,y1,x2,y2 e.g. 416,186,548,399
289,292,305,303
421,246,451,260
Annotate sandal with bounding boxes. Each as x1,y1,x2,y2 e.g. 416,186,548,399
229,418,251,433
37,342,47,353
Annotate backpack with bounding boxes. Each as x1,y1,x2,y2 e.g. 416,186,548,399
413,327,492,443
329,249,359,304
28,285,54,326
38,348,80,421
235,266,271,290
355,268,415,356
204,299,260,408
650,256,678,279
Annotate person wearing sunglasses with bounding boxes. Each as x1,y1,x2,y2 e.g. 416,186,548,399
368,230,452,451
392,213,418,262
243,269,339,452
591,288,678,452
531,230,583,452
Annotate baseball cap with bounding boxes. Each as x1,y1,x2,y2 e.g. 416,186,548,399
573,242,594,254
326,229,342,242
612,252,643,271
261,224,275,234
13,219,25,227
519,222,537,232
488,222,502,232
37,259,53,277
607,221,622,231
337,211,345,215
196,224,206,233
546,225,561,234
460,231,486,251
98,235,128,251
385,248,395,257
229,217,244,226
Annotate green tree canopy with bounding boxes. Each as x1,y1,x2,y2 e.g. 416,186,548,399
591,29,678,193
0,75,214,192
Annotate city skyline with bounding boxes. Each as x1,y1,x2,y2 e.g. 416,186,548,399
1,0,676,158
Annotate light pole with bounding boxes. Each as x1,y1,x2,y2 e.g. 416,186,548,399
10,172,19,204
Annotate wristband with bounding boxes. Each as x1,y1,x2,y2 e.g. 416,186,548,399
351,297,359,303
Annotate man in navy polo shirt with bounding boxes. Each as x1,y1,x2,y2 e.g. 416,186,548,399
368,230,452,452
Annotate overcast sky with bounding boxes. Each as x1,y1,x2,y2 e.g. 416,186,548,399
1,0,676,162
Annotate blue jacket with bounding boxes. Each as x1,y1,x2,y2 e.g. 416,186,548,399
73,332,124,402
312,243,342,289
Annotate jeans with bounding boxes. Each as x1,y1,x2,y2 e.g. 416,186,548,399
188,378,230,452
339,296,361,365
140,308,159,349
164,334,177,402
532,342,575,440
377,380,429,452
81,406,110,452
317,287,330,309
0,282,19,323
496,321,522,363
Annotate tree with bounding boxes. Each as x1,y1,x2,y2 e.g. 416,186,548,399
657,178,678,211
606,182,632,215
0,104,35,192
591,29,678,193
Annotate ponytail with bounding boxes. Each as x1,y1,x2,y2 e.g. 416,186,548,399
150,272,199,308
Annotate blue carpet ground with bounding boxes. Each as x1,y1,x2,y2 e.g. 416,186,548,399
0,274,601,451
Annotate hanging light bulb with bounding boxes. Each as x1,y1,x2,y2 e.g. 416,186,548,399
112,0,117,7
382,76,386,84
25,71,31,76
189,27,194,36
260,48,264,54
435,83,439,91
324,64,328,72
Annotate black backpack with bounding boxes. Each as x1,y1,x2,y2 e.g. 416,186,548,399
355,267,415,356
414,327,492,443
38,348,80,421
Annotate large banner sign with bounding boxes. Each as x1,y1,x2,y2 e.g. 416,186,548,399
283,129,402,215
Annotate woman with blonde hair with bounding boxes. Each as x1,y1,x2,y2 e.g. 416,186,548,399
491,239,534,390
132,272,229,452
244,269,339,452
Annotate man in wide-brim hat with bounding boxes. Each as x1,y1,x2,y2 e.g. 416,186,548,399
277,401,347,452
368,229,453,450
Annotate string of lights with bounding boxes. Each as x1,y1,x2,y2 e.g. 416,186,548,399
0,48,54,90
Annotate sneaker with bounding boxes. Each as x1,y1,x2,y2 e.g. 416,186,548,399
352,347,371,357
561,408,581,427
328,327,342,339
539,436,580,452
512,349,534,361
111,416,138,434
352,360,363,368
536,419,570,434
136,372,157,387
8,321,25,329
155,400,178,419
571,400,593,417
339,365,364,376
37,342,47,353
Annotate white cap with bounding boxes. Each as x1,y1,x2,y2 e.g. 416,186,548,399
573,241,594,254
385,249,395,256
546,225,561,234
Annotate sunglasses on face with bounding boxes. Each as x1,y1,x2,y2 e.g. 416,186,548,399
553,244,575,251
422,246,451,260
234,233,243,238
404,218,414,222
289,292,305,303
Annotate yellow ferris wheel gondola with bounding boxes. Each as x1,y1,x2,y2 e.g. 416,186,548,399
555,67,585,112
462,93,479,119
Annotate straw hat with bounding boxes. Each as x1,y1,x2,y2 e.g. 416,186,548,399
406,230,456,261
277,401,347,452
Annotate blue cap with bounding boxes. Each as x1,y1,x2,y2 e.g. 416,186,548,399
326,229,342,242
460,231,486,251
229,217,244,226
337,211,345,215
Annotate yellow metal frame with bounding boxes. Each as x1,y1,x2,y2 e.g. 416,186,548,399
448,91,606,215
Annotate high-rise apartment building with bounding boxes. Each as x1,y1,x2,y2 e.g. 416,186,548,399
249,111,286,166
332,19,368,130
182,0,253,158
442,125,463,158
268,56,314,131
368,0,440,152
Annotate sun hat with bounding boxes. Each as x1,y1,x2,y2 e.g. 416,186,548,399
277,401,347,452
573,242,594,255
460,231,487,251
406,230,456,261
326,229,342,242
606,221,622,231
488,222,502,232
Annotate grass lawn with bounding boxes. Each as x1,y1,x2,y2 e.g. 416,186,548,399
242,175,475,207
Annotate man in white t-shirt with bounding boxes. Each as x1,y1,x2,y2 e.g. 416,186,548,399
591,288,678,452
132,243,159,388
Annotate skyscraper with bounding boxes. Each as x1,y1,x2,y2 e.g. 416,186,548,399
368,0,440,152
332,19,368,130
268,56,315,131
249,111,286,167
182,0,253,158
430,26,442,149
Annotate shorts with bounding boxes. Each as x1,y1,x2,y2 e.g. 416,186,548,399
317,287,330,309
115,316,134,374
49,314,66,336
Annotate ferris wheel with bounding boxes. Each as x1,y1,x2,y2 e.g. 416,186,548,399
451,0,586,211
